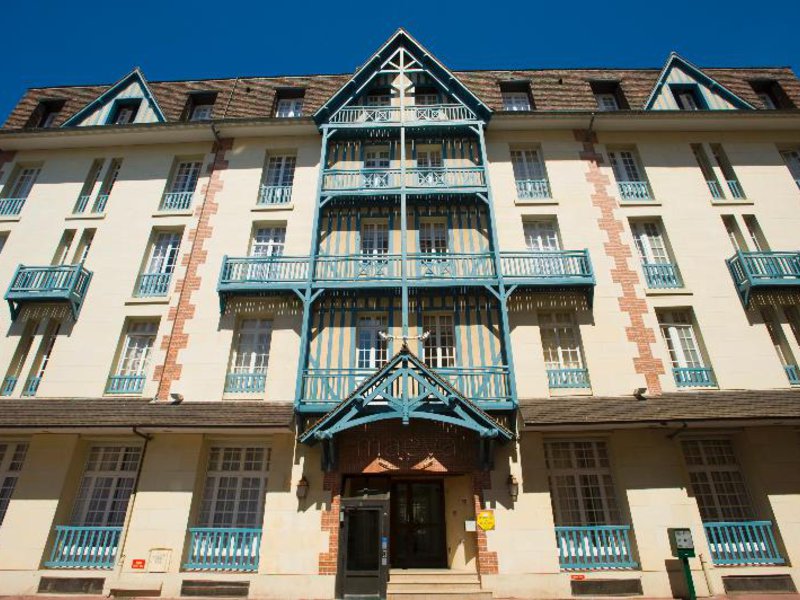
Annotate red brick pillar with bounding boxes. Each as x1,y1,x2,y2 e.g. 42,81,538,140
473,471,499,575
319,472,341,575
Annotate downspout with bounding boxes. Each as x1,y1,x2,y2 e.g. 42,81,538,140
584,112,597,142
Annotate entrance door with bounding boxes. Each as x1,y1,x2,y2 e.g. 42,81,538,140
337,496,390,599
391,480,447,568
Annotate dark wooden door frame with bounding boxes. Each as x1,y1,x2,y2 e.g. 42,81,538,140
390,479,447,569
336,495,390,600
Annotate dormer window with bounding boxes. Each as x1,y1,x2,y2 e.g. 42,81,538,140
750,80,795,109
108,99,141,125
590,81,628,111
184,92,217,121
27,99,65,129
671,85,706,110
366,90,391,107
500,82,533,111
274,89,305,118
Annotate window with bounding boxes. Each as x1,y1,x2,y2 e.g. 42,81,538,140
71,445,142,526
198,446,270,528
357,317,387,369
511,148,550,198
274,89,305,117
500,82,533,111
539,313,587,386
785,306,800,348
0,232,7,254
681,439,753,522
137,231,182,297
0,441,28,525
184,92,217,121
658,310,714,386
710,144,745,199
631,220,682,288
93,158,122,213
671,85,705,110
419,221,447,254
691,144,724,199
590,81,628,111
758,92,777,110
596,93,619,111
52,230,76,265
416,149,442,169
545,440,621,526
2,166,41,200
779,149,800,189
743,215,767,251
108,100,141,125
422,315,455,368
228,319,273,378
27,99,65,129
1,321,37,397
523,219,560,251
250,226,286,257
365,92,391,107
190,104,213,121
113,321,158,380
722,215,745,251
365,147,390,169
170,160,202,194
415,91,439,106
750,80,794,110
361,222,389,256
608,149,650,200
73,229,96,264
761,308,798,382
23,321,60,397
263,154,296,187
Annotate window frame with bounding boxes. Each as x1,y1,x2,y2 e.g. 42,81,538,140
0,441,28,525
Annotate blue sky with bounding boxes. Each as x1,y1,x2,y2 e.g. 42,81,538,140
2,0,799,122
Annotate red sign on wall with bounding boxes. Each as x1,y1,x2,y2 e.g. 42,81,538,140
131,559,146,570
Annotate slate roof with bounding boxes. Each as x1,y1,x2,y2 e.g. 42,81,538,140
520,388,800,428
0,398,294,429
4,65,799,130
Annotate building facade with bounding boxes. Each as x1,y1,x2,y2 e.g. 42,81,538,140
0,29,799,599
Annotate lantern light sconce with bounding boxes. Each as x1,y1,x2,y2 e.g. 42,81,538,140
507,474,519,502
296,476,309,499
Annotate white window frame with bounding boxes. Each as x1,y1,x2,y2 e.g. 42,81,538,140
71,445,142,527
360,221,389,257
115,321,158,377
229,319,273,376
145,231,182,276
356,316,387,369
595,93,619,111
539,313,584,370
365,94,391,107
264,155,296,187
364,148,390,169
510,148,546,181
608,150,643,182
190,104,213,121
523,219,560,251
275,98,304,118
416,149,442,169
658,311,705,370
502,91,531,111
0,441,28,525
758,92,777,110
676,91,700,110
780,149,800,187
170,161,202,194
631,221,670,264
4,167,41,199
415,93,439,106
422,314,456,368
250,226,286,258
198,445,271,528
419,220,447,254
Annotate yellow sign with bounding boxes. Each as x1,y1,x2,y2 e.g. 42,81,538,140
476,510,495,531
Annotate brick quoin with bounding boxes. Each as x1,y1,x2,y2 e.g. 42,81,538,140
319,472,341,575
153,138,233,400
574,130,665,394
473,471,499,575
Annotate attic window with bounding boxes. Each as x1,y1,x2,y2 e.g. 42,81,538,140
26,99,65,129
499,81,533,111
750,80,795,109
365,88,392,107
108,99,142,125
274,89,305,118
670,84,706,110
184,92,218,121
414,87,440,106
590,81,628,111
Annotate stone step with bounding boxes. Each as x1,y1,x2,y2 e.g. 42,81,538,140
388,582,483,593
389,571,480,585
388,593,492,600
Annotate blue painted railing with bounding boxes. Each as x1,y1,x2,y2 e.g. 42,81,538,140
547,368,591,389
45,525,122,569
329,104,477,125
704,521,784,565
160,191,194,211
301,366,512,405
73,195,91,214
555,525,637,570
5,264,92,320
329,106,401,124
323,169,402,191
406,167,485,189
642,263,682,289
785,364,800,385
794,178,800,190
726,250,800,306
135,272,172,297
706,180,724,199
727,179,745,199
618,181,652,201
22,376,41,397
92,194,109,213
258,184,292,205
322,167,486,192
315,255,402,283
0,197,27,216
1,376,18,396
405,104,476,123
673,367,716,387
516,178,551,199
184,528,262,572
225,371,267,394
220,256,309,287
106,375,146,394
500,251,594,286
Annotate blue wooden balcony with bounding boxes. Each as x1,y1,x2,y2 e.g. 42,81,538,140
642,263,682,289
327,104,476,127
5,264,92,320
547,368,590,389
673,367,716,387
0,376,17,396
106,375,146,395
225,371,266,394
726,179,745,199
321,167,486,194
328,105,402,125
0,197,27,216
726,250,800,306
134,272,172,297
405,104,476,123
555,525,637,570
406,167,485,190
159,191,194,211
258,184,293,205
785,364,800,385
618,181,652,201
93,194,109,213
73,194,91,213
516,178,551,199
45,525,122,569
184,527,262,572
300,365,512,409
706,180,724,199
703,521,783,566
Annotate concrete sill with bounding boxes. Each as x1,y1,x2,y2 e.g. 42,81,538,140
514,198,558,206
152,209,194,218
252,204,294,212
222,393,266,401
645,288,693,296
0,216,21,222
125,297,170,306
65,213,106,221
618,200,662,207
549,387,593,398
710,199,754,206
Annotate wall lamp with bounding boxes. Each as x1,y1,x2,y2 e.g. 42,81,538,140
507,474,519,502
296,476,310,500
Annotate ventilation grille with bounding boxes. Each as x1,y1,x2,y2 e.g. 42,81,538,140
181,580,250,597
38,577,104,595
571,579,643,596
723,575,796,594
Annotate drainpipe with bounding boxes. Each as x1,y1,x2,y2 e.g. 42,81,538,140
699,552,716,596
584,111,597,142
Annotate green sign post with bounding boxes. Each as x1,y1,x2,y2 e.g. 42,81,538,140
668,528,697,600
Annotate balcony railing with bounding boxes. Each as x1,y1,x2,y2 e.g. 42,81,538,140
321,167,485,192
0,197,27,216
160,191,194,211
258,184,293,205
220,256,309,287
726,179,745,199
44,525,122,569
618,181,652,201
706,180,724,199
405,104,476,122
1,376,17,396
704,521,784,566
329,106,402,125
74,195,91,213
673,367,716,387
323,169,402,192
406,167,485,189
726,250,800,306
93,194,109,213
329,104,477,125
5,264,92,320
135,272,172,297
547,368,590,389
301,365,512,405
555,525,637,570
785,364,800,385
22,376,41,397
642,263,682,289
516,178,551,199
184,527,262,572
106,375,146,395
225,371,266,394
500,251,594,286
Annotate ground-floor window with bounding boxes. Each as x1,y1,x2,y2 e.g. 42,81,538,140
72,445,143,526
0,441,28,524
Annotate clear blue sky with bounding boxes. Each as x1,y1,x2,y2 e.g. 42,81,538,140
3,0,799,122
